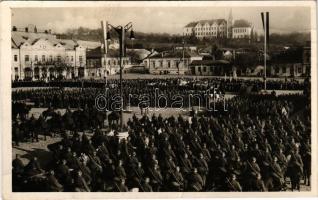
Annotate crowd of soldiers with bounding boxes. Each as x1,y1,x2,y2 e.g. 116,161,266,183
12,78,306,110
12,77,304,91
12,91,311,192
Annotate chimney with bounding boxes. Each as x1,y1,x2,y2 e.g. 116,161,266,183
34,26,37,33
12,26,17,31
25,27,28,32
44,30,48,34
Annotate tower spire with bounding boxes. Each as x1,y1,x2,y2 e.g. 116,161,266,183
227,8,233,38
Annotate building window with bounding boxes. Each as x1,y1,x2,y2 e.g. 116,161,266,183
298,66,302,74
175,60,179,68
203,66,207,72
167,60,171,68
57,56,61,62
108,60,111,65
275,66,279,74
49,55,53,62
14,67,19,80
34,55,38,62
25,55,29,62
79,56,83,63
14,55,18,62
42,55,45,62
282,66,286,73
152,61,156,68
71,56,74,61
160,60,163,68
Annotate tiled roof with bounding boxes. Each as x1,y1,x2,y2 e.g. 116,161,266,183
185,22,198,28
198,19,227,26
11,31,88,50
12,31,57,47
59,39,78,50
86,47,127,58
76,40,101,50
190,60,230,65
233,19,251,28
11,38,19,49
126,49,152,60
148,51,200,59
185,19,226,28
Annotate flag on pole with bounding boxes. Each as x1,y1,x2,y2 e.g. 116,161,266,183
261,12,269,91
261,12,269,46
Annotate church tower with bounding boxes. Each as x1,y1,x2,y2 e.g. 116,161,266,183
227,9,233,39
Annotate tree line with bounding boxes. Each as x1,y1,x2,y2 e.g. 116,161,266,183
55,27,310,50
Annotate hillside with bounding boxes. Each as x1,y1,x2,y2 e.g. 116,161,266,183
55,27,310,51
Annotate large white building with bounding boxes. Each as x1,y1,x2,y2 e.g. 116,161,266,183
184,19,228,39
11,25,87,80
183,10,253,40
232,19,253,39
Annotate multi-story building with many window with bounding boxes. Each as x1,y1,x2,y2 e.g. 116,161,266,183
232,19,253,39
183,10,253,40
11,25,87,80
184,19,228,39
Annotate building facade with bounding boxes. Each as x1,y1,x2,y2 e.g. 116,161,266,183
184,19,228,39
270,63,306,77
232,19,253,39
268,45,310,77
144,51,202,75
190,60,231,76
183,10,253,40
11,26,86,80
86,47,131,78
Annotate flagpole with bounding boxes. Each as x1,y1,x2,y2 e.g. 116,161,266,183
101,20,108,127
264,16,267,91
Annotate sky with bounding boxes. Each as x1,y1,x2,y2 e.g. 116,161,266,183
12,6,311,35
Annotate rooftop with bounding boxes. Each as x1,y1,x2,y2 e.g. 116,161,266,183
233,19,252,28
190,59,230,65
148,50,200,59
11,31,83,50
86,47,131,58
184,19,227,28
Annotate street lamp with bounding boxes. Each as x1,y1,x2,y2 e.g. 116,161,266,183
106,22,135,131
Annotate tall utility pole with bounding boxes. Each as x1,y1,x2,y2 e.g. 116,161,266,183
101,21,108,82
182,34,185,74
101,20,108,127
106,22,134,131
264,21,267,91
119,27,125,131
